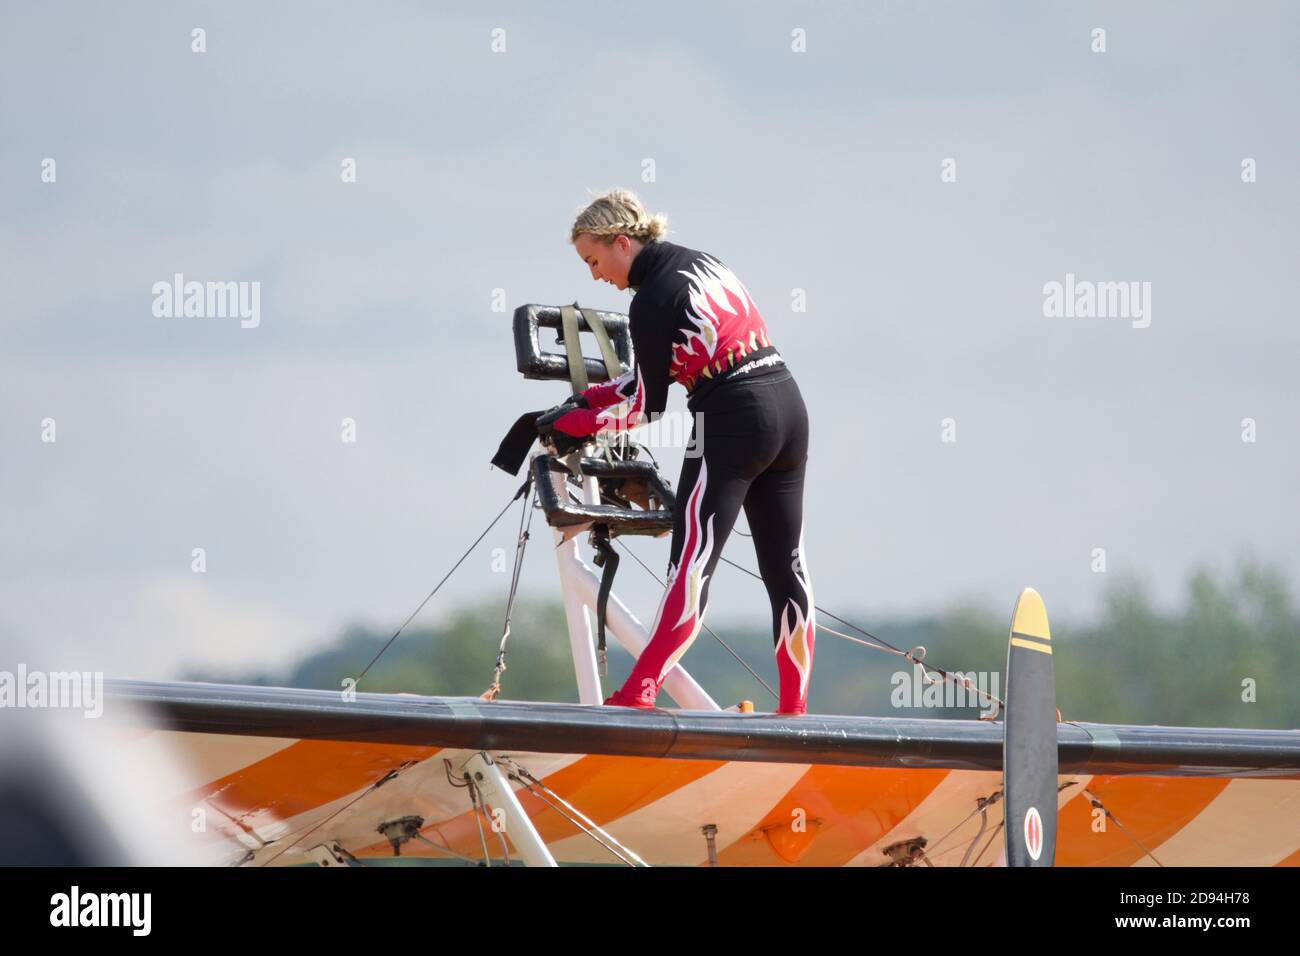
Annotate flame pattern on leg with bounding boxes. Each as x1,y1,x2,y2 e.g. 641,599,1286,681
618,460,714,705
775,525,815,714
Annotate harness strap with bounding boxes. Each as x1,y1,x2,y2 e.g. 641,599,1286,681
591,525,619,675
559,303,624,394
579,303,623,381
559,304,588,392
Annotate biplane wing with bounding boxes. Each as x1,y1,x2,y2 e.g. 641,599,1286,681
94,679,1300,868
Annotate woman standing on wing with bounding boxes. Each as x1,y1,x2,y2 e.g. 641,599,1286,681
547,188,816,715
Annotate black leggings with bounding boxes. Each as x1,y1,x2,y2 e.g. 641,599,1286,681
610,365,815,713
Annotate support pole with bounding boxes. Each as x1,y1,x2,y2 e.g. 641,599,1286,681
462,752,557,867
545,449,720,712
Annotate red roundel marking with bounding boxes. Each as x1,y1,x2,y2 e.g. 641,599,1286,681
1024,807,1043,861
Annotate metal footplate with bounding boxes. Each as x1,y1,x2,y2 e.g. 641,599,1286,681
532,453,675,536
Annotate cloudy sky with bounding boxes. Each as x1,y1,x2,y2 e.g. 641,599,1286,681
2,2,1296,681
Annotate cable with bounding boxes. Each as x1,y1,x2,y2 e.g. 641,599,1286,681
258,767,405,867
410,831,481,864
616,538,1005,713
502,757,647,866
483,482,537,700
355,478,532,687
968,821,1005,867
958,793,1002,867
1084,787,1165,866
465,776,494,866
920,789,1003,860
614,538,777,701
718,552,1007,714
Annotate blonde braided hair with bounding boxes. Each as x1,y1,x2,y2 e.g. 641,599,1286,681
570,188,669,245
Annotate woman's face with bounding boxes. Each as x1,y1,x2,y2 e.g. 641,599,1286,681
575,233,641,291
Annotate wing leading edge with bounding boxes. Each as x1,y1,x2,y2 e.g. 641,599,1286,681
107,680,1300,779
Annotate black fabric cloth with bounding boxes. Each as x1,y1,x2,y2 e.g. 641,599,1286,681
492,410,546,475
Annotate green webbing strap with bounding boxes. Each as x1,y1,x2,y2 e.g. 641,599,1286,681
578,304,624,381
559,303,624,394
559,304,588,392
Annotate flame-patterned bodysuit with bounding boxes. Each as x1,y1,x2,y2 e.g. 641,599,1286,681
553,239,815,714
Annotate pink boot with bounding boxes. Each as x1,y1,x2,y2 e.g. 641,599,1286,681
603,688,657,709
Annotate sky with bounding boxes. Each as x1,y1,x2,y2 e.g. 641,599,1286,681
2,1,1297,681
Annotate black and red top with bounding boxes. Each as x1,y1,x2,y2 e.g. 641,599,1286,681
554,238,779,436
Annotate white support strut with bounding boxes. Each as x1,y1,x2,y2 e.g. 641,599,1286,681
462,752,557,867
546,448,720,712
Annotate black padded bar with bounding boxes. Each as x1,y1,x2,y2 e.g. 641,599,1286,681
513,304,633,382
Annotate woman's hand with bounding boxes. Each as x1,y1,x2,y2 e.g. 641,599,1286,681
536,394,593,453
535,393,589,433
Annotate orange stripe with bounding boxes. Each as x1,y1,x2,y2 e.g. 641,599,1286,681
300,756,1282,866
185,739,441,838
1055,775,1231,866
352,753,725,860
715,766,952,866
1275,845,1300,867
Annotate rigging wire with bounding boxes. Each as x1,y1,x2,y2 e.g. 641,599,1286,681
354,477,532,687
717,551,1008,714
510,775,637,865
918,789,1004,861
410,831,481,864
493,819,513,866
465,775,494,866
365,457,1001,718
501,757,647,866
968,821,1005,868
483,480,537,700
257,765,408,867
1084,787,1165,867
613,538,777,701
956,791,1002,867
614,538,1005,714
444,758,497,866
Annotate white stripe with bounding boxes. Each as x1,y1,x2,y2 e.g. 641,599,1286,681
252,750,591,865
547,760,811,865
1130,778,1300,867
843,771,1093,867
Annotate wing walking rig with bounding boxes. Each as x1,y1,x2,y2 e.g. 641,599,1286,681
86,306,1300,867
